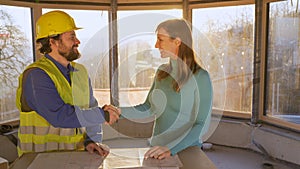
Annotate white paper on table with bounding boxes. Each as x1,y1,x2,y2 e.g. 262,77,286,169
101,148,183,169
27,151,104,169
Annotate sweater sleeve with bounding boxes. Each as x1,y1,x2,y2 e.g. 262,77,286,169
120,81,155,119
169,70,213,155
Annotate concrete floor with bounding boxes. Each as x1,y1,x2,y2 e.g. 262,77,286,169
204,144,300,169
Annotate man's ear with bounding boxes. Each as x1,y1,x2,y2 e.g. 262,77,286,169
49,38,58,47
175,37,181,46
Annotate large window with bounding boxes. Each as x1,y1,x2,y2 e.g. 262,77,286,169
117,10,182,106
1,1,298,131
0,5,33,124
43,9,110,105
266,0,300,125
193,5,255,116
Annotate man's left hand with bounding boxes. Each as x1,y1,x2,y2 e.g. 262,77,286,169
86,142,110,157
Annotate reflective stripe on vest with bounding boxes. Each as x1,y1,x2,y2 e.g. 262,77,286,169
16,57,89,156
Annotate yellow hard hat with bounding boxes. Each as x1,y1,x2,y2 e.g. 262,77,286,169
36,10,82,40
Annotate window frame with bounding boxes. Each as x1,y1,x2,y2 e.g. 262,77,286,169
260,0,300,131
1,0,299,132
190,1,255,119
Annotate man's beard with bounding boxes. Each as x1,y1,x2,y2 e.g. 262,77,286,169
58,44,81,61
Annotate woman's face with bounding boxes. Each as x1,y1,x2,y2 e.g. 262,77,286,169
155,28,180,59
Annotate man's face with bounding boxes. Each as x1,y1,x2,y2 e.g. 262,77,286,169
57,31,81,61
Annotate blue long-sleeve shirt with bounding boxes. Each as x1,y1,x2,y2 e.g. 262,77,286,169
23,54,105,144
121,59,213,155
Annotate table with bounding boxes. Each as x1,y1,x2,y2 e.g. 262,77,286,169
10,147,216,169
10,148,182,169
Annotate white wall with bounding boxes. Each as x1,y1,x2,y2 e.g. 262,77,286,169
207,119,300,165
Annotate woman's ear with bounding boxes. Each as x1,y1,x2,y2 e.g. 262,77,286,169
175,37,181,46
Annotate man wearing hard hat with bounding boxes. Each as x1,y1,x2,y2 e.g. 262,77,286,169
16,10,120,157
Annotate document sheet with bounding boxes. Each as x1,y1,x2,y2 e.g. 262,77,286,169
102,148,183,169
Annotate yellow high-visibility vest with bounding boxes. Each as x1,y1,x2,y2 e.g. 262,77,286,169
16,56,89,156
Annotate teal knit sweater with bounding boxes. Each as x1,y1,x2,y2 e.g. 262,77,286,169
121,59,213,155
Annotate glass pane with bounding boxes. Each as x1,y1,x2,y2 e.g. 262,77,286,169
43,9,110,105
0,5,33,123
193,5,255,114
118,10,182,106
266,0,300,124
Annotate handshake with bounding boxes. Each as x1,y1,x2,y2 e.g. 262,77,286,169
102,104,121,125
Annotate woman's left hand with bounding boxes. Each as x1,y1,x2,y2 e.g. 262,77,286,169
144,146,171,160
